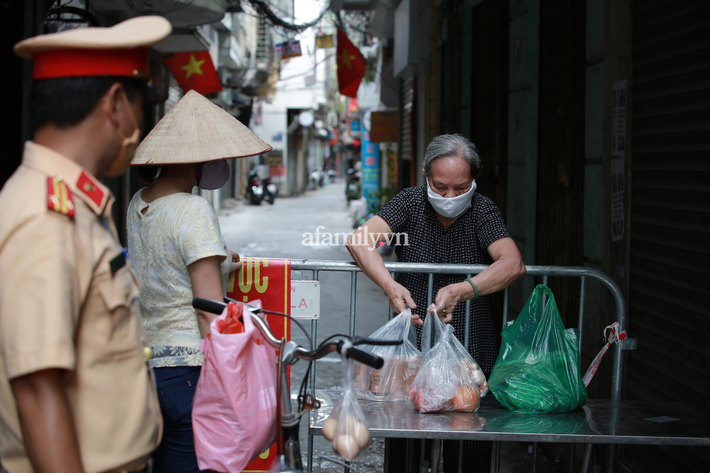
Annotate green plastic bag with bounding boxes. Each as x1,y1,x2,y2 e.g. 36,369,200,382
488,285,588,413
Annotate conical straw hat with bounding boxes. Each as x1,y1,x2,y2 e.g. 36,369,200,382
132,90,272,165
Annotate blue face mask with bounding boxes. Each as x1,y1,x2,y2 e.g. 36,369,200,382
426,178,477,219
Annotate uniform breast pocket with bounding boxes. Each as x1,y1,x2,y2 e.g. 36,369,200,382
94,271,140,359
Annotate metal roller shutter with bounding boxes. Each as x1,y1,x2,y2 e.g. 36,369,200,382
625,0,710,471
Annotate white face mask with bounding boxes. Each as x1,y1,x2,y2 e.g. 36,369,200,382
426,178,477,219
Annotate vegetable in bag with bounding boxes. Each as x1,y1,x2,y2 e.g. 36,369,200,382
408,308,488,413
322,342,371,461
353,309,423,401
488,285,588,414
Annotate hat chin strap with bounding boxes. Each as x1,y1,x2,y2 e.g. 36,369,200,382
106,91,140,177
106,127,139,177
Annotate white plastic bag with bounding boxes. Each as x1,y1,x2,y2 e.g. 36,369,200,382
322,342,371,460
408,308,488,413
353,309,423,401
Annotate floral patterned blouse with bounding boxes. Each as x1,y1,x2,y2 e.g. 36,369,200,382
127,190,230,368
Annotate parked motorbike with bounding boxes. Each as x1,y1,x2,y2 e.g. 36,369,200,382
245,169,263,205
307,169,319,190
345,168,361,203
262,176,276,205
327,168,336,183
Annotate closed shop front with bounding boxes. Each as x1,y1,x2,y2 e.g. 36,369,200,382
624,1,710,471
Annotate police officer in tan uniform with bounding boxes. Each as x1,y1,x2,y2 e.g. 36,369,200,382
0,17,171,473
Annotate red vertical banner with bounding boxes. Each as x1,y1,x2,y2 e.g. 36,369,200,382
226,257,291,473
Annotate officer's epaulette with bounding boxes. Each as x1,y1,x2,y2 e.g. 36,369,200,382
47,176,75,218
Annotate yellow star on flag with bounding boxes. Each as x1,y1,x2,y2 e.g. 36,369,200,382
181,54,206,79
338,48,355,69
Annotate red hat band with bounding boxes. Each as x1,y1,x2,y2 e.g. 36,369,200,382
32,48,149,80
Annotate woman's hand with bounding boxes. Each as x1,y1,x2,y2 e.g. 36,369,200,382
384,280,421,325
430,282,467,323
229,250,242,273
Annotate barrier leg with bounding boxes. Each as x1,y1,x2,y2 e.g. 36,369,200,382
493,441,501,473
606,444,617,473
581,444,593,473
568,444,575,473
405,439,419,473
532,442,538,473
431,439,442,473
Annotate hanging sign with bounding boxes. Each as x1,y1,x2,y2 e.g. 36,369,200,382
612,79,627,157
370,110,398,143
611,158,625,242
361,130,380,213
290,281,320,319
316,34,334,49
275,39,302,59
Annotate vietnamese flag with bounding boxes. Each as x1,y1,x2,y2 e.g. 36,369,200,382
336,28,366,98
165,51,223,95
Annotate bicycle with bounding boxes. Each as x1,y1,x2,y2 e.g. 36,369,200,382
192,297,402,473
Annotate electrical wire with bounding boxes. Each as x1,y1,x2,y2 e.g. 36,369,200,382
246,0,332,33
276,53,335,82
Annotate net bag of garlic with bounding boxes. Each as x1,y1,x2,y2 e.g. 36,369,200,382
352,308,423,401
408,308,488,413
322,341,371,461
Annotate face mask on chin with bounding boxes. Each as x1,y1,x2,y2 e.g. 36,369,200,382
196,160,230,190
426,178,477,219
105,90,140,177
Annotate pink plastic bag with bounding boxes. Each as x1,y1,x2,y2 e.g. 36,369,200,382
192,301,278,472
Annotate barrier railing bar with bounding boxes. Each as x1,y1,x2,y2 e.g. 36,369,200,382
389,271,396,321
578,277,586,362
464,274,472,351
542,275,549,308
349,272,357,337
307,269,319,473
503,287,509,327
427,273,434,307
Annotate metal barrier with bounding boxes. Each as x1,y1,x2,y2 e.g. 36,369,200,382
291,259,632,473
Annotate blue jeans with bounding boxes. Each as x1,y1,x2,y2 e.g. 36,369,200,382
152,366,210,473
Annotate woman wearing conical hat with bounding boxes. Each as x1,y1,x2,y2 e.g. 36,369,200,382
126,90,272,473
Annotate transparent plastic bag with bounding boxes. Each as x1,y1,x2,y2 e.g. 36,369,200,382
322,342,371,461
408,308,488,413
353,309,423,401
488,285,588,413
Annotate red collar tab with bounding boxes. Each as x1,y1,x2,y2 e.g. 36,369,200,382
46,176,75,218
76,171,105,210
32,48,150,81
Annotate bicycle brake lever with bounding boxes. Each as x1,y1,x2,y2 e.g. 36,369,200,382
351,336,403,346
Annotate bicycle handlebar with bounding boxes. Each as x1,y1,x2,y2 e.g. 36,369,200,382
192,298,396,370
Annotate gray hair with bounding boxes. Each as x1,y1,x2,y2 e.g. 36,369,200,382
422,134,481,179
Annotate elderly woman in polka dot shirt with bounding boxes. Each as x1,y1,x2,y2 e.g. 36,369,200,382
346,133,526,473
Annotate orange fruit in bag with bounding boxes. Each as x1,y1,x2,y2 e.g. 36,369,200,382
450,385,480,412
